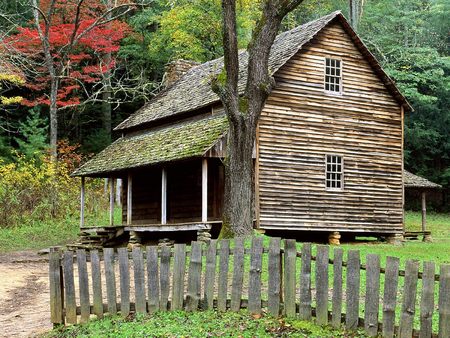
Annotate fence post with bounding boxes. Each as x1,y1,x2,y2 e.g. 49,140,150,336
146,246,160,313
399,260,419,338
316,245,329,325
91,250,104,319
419,261,435,338
217,240,230,311
382,256,400,338
346,250,360,330
299,243,312,320
284,239,297,317
63,251,76,324
268,237,281,317
248,237,263,314
438,264,450,338
332,248,343,328
118,247,130,317
159,246,171,311
49,247,64,325
172,244,187,310
364,254,380,337
104,248,117,315
186,241,202,311
231,238,245,312
203,240,217,310
132,246,147,314
77,249,90,323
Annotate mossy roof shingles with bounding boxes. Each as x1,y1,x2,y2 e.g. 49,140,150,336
404,170,442,189
73,115,229,176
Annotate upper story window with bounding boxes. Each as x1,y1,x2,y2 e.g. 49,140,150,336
325,58,342,93
326,154,343,190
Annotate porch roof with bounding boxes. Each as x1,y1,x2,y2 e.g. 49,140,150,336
404,170,441,189
72,115,228,177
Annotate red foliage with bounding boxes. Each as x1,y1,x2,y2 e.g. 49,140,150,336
8,0,132,108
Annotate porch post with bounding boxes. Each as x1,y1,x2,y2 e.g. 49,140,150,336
127,173,132,225
161,168,167,224
109,178,114,226
202,159,208,223
80,177,85,227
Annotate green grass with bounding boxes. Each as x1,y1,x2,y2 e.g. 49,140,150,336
45,311,366,338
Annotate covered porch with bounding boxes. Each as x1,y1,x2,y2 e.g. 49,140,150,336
71,115,229,247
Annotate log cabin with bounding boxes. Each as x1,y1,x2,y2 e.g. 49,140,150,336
72,11,414,245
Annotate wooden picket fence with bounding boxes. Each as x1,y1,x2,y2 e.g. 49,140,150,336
49,238,450,337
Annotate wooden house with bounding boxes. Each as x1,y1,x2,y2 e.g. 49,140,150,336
73,11,413,244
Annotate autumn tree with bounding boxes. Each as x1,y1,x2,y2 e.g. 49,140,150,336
213,0,305,237
7,0,139,161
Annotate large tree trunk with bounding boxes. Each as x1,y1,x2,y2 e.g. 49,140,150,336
221,119,255,237
216,0,304,238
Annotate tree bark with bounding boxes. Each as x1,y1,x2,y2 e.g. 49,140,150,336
102,0,112,144
215,0,304,237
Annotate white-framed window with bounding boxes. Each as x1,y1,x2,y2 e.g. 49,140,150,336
325,154,343,190
324,58,342,93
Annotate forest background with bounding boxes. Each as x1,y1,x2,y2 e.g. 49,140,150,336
0,0,448,238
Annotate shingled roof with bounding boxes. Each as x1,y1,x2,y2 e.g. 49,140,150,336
404,170,442,189
73,115,228,176
115,11,412,132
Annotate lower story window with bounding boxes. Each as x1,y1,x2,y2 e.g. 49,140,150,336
326,154,343,190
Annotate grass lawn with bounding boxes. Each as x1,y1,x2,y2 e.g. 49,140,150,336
45,311,367,338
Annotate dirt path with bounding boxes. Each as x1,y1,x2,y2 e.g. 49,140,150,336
0,252,52,338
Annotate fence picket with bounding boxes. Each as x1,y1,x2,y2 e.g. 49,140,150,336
186,241,202,311
419,261,435,338
49,248,63,325
438,264,450,338
118,247,130,317
103,248,117,315
90,250,104,319
316,245,329,325
268,237,281,316
399,259,419,338
231,238,245,312
364,254,380,337
331,248,343,328
63,251,76,324
248,237,263,314
146,246,159,313
284,239,296,317
203,240,217,310
132,247,146,314
77,249,90,323
159,246,171,311
382,256,400,338
346,250,360,330
172,244,186,310
299,242,312,320
217,240,230,311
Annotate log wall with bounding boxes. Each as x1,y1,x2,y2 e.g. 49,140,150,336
257,22,403,234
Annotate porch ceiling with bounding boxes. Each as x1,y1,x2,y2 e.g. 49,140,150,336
72,115,228,177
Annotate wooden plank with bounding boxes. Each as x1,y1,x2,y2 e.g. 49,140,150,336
382,256,400,338
49,248,63,324
186,241,202,311
419,261,435,338
267,237,281,316
284,239,297,317
331,247,343,328
364,254,380,337
231,238,245,312
345,250,360,330
127,173,132,225
248,237,263,314
171,244,186,310
90,250,103,319
202,159,208,222
399,259,419,338
159,246,171,311
63,251,77,324
161,168,167,224
299,242,312,320
316,245,329,325
103,248,117,315
217,239,230,311
132,246,146,314
146,246,159,313
438,264,450,338
203,240,217,310
118,247,130,317
77,249,90,323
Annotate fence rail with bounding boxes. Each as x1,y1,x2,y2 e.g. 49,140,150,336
49,238,450,337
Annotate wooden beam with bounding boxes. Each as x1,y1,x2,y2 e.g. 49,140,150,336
127,173,132,225
421,191,426,232
202,159,208,223
125,223,212,233
161,168,167,225
80,177,85,227
109,178,114,226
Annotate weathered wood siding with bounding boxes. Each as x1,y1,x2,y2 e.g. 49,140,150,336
257,22,403,233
